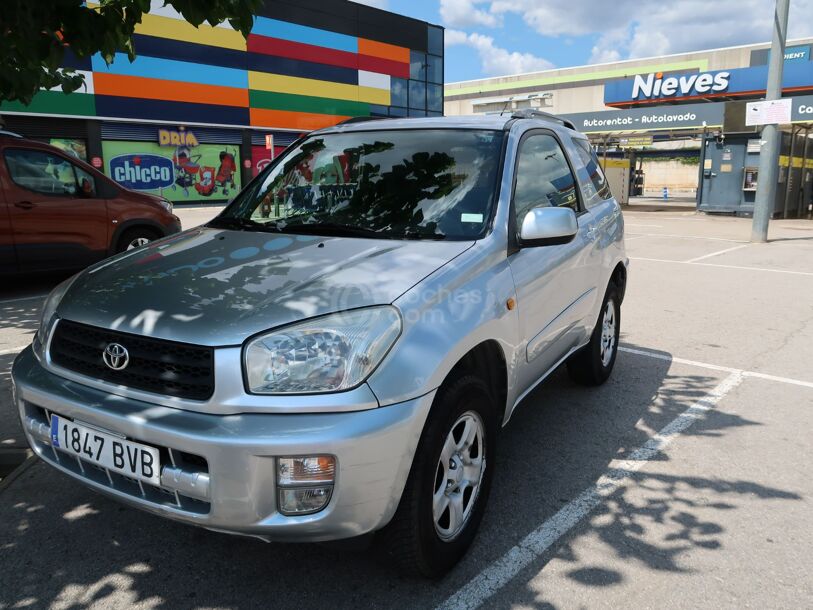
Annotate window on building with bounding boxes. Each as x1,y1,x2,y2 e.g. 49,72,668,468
427,55,443,84
409,79,426,110
410,51,426,80
427,26,443,56
513,134,579,221
389,106,408,117
571,138,612,207
391,78,408,107
427,83,443,112
4,149,82,196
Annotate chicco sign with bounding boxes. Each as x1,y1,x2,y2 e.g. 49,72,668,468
110,154,174,191
632,71,730,100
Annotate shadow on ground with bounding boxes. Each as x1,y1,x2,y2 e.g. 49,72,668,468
0,345,799,609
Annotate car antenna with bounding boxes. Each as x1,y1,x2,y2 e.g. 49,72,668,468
499,96,514,116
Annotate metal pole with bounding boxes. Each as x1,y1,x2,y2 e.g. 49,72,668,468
783,126,797,218
751,0,790,242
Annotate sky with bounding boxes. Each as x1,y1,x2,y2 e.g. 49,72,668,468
355,0,813,83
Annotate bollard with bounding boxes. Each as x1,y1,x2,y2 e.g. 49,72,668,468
662,186,669,200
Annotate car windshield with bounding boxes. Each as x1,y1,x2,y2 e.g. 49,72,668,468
212,128,504,240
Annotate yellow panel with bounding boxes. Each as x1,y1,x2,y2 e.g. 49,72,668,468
249,72,389,105
134,12,246,50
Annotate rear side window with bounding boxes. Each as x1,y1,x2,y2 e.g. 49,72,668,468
571,138,612,208
513,133,579,223
4,148,79,196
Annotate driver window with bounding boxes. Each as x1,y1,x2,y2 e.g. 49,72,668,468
4,149,79,196
513,134,578,224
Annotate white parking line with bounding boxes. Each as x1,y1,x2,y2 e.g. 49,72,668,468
0,294,47,305
437,371,744,610
620,346,813,389
631,257,813,277
684,243,750,263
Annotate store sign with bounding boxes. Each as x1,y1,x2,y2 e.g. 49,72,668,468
110,154,174,190
631,71,730,100
562,102,725,134
158,128,199,147
791,94,813,122
607,63,813,106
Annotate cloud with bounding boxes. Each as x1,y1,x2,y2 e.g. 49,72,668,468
440,0,500,28
444,0,813,65
446,29,554,76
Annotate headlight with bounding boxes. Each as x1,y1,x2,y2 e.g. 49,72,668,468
157,197,173,214
35,275,77,348
244,306,401,394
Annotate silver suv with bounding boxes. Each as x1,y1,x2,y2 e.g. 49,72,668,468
13,112,627,577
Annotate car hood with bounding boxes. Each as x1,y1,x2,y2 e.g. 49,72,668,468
58,227,474,346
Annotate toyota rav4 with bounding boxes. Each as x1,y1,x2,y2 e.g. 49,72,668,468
12,112,627,577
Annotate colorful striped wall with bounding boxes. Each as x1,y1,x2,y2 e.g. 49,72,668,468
1,0,443,131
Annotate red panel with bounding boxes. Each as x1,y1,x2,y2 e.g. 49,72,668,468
248,34,358,70
358,54,409,79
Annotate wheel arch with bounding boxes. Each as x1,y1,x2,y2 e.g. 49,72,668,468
441,339,509,425
610,261,627,304
109,219,166,255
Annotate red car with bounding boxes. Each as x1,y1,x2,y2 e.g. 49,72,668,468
0,131,181,274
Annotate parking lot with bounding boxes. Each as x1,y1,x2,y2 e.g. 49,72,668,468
1,205,812,609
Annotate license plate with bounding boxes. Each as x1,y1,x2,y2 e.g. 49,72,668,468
50,415,161,486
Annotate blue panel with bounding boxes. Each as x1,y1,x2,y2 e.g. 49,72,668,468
251,17,357,53
91,54,248,89
246,53,358,85
605,63,813,105
132,34,247,71
95,96,250,126
62,49,92,71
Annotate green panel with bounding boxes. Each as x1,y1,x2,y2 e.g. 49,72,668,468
249,90,369,117
445,60,711,97
0,91,96,116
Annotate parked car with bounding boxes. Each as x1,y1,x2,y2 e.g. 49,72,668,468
12,112,627,577
0,131,181,274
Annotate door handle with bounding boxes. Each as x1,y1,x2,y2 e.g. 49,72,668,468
586,226,599,241
15,201,35,210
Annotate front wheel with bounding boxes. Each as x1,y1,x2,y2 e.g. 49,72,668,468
382,375,497,577
117,227,158,253
567,282,620,386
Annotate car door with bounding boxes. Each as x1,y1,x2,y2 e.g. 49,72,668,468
3,147,109,272
507,130,601,393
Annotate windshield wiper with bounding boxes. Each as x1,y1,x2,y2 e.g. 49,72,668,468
402,228,447,240
208,217,265,231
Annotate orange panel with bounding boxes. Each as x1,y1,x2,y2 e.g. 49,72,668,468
94,73,248,107
358,38,410,63
250,108,349,130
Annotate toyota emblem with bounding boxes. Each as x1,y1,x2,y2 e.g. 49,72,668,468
103,343,129,371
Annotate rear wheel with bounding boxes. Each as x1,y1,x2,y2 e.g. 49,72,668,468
383,375,497,577
117,227,158,253
567,282,620,386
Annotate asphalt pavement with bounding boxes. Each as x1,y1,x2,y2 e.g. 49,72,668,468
1,206,812,609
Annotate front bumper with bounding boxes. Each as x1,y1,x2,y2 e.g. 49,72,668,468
11,347,434,541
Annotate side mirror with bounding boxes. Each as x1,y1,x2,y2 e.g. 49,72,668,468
519,206,578,247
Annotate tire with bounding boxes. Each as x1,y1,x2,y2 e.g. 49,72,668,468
117,227,158,253
382,374,498,578
567,282,620,386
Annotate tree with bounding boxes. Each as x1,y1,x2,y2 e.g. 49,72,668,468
0,0,261,104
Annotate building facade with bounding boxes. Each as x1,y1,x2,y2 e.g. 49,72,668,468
0,0,444,204
446,39,813,216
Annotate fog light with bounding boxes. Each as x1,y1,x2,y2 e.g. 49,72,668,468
278,486,333,515
276,456,336,516
278,456,335,485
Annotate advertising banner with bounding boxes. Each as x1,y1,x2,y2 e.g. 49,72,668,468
562,102,725,134
101,140,242,203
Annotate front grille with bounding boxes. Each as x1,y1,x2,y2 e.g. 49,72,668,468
50,319,215,400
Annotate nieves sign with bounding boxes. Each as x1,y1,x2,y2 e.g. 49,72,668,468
632,71,730,100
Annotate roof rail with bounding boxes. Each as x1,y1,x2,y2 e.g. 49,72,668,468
0,129,23,138
336,116,392,126
510,109,576,131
